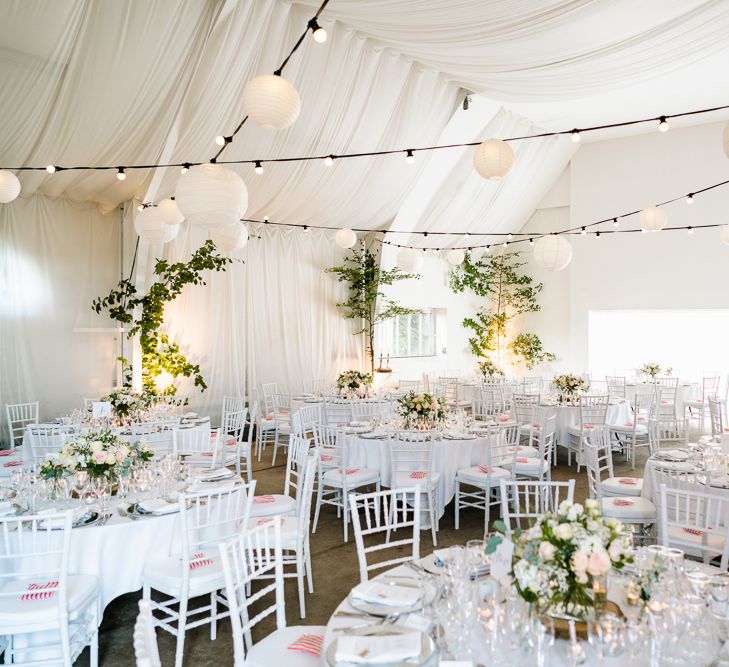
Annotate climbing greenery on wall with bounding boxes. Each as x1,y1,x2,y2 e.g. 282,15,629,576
93,240,232,394
449,250,556,371
328,245,420,376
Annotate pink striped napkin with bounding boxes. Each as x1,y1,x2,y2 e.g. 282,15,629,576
624,422,634,427
3,461,21,467
661,400,669,405
584,423,595,429
683,527,704,536
344,468,359,475
507,447,523,452
478,464,490,473
619,478,638,485
613,498,634,506
532,423,542,429
189,552,214,570
201,452,214,457
288,634,324,656
321,455,333,462
0,450,15,457
253,495,275,504
516,457,528,463
22,581,58,601
256,516,284,527
410,471,426,479
499,414,510,422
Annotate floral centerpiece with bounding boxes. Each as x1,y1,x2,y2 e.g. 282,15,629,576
39,430,154,481
397,391,446,428
639,362,672,380
487,499,632,620
336,370,373,398
552,374,589,402
479,359,505,380
100,387,150,420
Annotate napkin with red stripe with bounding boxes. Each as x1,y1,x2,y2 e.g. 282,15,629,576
253,495,275,504
189,552,214,570
409,471,426,479
22,581,58,601
288,634,324,656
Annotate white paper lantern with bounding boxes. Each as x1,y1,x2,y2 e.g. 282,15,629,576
0,170,21,203
335,228,357,249
723,122,729,159
720,225,729,246
209,224,249,252
175,164,247,228
396,248,423,273
446,248,465,266
533,235,573,272
135,208,179,244
242,74,301,130
473,139,515,180
639,206,667,232
157,198,184,226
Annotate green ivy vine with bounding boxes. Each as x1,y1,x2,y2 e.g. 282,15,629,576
449,251,556,370
93,240,233,394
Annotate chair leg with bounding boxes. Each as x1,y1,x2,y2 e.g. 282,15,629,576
454,480,460,530
312,479,324,533
174,597,189,667
210,591,217,640
90,625,99,667
428,489,437,546
297,551,306,618
305,543,314,594
343,491,349,542
271,429,279,466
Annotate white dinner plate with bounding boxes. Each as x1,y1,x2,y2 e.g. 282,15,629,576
653,449,690,462
444,433,476,440
348,582,434,616
325,626,435,667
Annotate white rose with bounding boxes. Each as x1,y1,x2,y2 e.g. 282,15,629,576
608,540,624,561
554,523,573,540
90,440,104,453
584,498,598,511
105,452,116,465
572,550,588,573
538,541,556,561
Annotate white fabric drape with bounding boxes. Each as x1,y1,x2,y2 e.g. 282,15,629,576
143,222,364,418
0,193,121,437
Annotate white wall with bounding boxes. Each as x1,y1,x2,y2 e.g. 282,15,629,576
520,119,729,378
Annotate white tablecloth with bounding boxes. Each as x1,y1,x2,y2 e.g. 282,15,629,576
549,399,633,446
625,382,700,417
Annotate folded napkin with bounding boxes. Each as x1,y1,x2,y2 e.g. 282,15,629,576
351,581,422,608
515,458,528,463
193,468,233,481
0,449,16,457
21,581,59,602
288,633,324,657
138,498,179,515
612,498,634,506
683,527,705,536
0,501,16,517
334,632,421,664
478,464,490,473
183,412,198,418
498,414,511,422
619,478,638,485
187,478,238,494
38,507,86,529
3,461,21,467
253,495,275,504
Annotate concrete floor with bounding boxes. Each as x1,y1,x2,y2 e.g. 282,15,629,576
75,442,649,666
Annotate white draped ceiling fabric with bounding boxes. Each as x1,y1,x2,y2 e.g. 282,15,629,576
1,0,729,428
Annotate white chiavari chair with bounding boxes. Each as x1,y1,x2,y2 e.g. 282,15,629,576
565,394,609,470
270,393,293,466
388,432,439,545
656,377,679,416
659,483,729,570
473,385,505,421
133,599,161,667
0,511,99,667
499,479,575,532
323,399,353,426
522,377,543,393
173,426,220,469
248,454,319,618
351,401,392,422
606,376,626,399
454,424,519,531
439,376,471,410
216,408,249,480
26,424,78,462
709,396,727,438
6,401,39,449
143,482,254,667
218,522,326,667
684,376,720,434
584,438,655,530
312,426,380,542
611,388,659,468
221,395,245,428
513,413,556,483
261,382,278,415
349,487,421,583
586,425,643,497
398,379,420,393
294,404,322,438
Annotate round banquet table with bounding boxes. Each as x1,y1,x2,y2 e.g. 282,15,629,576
346,433,501,520
320,559,639,667
625,382,700,417
546,399,633,447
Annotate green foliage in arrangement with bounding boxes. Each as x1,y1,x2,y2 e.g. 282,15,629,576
93,240,232,394
328,246,420,375
449,251,555,369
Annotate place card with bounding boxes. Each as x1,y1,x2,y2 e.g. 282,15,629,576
92,401,112,418
489,538,514,586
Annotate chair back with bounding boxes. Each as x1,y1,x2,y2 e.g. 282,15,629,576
221,395,246,427
578,394,609,428
351,401,392,422
584,426,614,484
133,599,161,667
522,377,543,393
323,400,352,426
173,427,220,468
474,386,504,420
294,404,321,436
6,401,39,448
701,376,720,402
709,396,725,437
218,522,287,665
283,435,312,510
27,424,77,461
398,379,420,393
349,487,421,583
499,479,575,532
313,423,346,473
532,412,557,467
389,437,434,486
606,376,626,399
261,382,278,416
659,483,729,570
131,420,178,436
512,393,540,424
656,377,679,403
271,393,292,421
438,377,459,402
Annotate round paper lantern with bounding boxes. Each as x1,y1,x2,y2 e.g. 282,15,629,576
157,198,184,226
723,122,729,159
135,208,179,244
335,228,357,249
720,225,729,246
446,248,465,266
175,164,247,228
0,170,21,203
533,235,573,272
473,139,515,181
396,248,423,273
210,224,249,252
242,74,301,130
639,206,667,232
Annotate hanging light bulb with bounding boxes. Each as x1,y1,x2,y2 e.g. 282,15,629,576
529,238,534,246
405,149,415,164
570,129,581,143
46,164,56,174
686,193,694,204
658,116,669,132
308,18,327,43
303,225,309,233
507,233,513,240
215,135,226,146
116,167,126,181
595,231,601,239
502,241,508,248
687,226,694,235
612,218,619,227
181,163,190,174
581,227,587,235
254,161,264,175
485,245,491,253
323,154,335,167
137,203,144,212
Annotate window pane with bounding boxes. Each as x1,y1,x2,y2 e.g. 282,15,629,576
388,310,435,358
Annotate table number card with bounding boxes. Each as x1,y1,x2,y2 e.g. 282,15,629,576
489,538,514,586
92,401,112,419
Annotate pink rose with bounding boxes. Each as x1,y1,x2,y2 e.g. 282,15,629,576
571,551,588,573
93,451,107,464
587,549,611,576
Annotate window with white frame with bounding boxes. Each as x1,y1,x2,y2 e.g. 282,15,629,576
385,310,436,358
